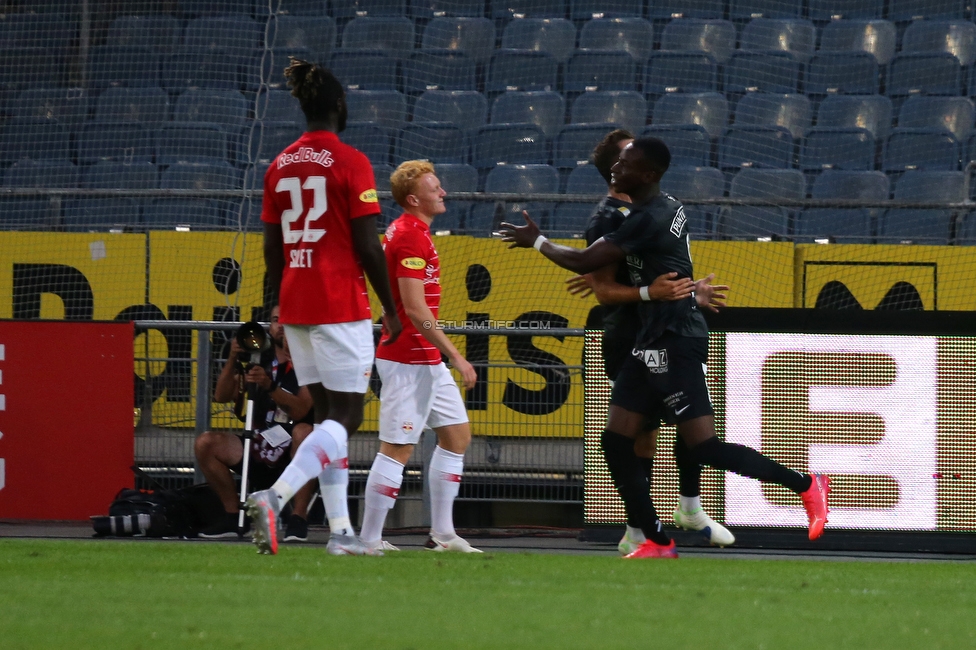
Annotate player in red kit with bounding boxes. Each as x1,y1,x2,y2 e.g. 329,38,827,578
357,160,482,554
247,58,402,556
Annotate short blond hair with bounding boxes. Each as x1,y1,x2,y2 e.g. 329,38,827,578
390,160,436,208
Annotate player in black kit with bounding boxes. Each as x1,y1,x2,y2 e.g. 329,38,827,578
500,137,830,558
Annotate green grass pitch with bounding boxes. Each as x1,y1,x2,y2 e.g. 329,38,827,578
1,539,973,649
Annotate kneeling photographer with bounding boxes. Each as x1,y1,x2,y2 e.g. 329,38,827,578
194,305,316,541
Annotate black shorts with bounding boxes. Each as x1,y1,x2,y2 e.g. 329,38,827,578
610,333,714,424
229,433,291,491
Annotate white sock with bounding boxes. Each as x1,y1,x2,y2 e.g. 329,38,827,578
272,420,345,512
317,423,353,536
359,453,405,543
428,446,464,539
679,495,702,513
625,525,646,543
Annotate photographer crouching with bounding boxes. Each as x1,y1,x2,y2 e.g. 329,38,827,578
195,306,316,541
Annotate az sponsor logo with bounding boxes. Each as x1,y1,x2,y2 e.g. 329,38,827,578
632,348,669,373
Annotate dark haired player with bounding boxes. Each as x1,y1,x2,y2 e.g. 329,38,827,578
500,137,830,558
568,129,735,553
247,58,402,556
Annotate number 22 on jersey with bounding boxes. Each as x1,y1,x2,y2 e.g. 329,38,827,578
277,176,327,268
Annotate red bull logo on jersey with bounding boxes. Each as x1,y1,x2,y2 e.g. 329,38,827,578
277,147,334,169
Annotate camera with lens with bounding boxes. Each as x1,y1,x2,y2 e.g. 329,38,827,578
234,320,274,373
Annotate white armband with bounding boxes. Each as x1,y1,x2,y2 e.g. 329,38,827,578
639,285,652,301
533,235,547,251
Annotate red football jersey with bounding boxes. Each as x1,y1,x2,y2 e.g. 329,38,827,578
376,213,442,365
261,130,380,325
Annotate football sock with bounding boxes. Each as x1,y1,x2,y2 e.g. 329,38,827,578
625,525,646,544
428,446,464,539
601,430,670,545
674,436,702,498
632,457,653,529
318,425,353,536
360,453,405,543
271,419,345,516
690,436,811,494
679,495,702,514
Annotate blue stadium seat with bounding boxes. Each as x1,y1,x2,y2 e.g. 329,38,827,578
95,87,170,124
898,96,974,142
242,47,313,91
0,48,65,90
0,13,72,49
161,49,242,92
238,121,302,165
796,170,888,243
82,161,159,189
733,93,810,139
641,125,712,167
799,128,876,171
161,161,239,190
956,212,976,244
145,199,225,229
740,18,815,63
659,19,736,65
724,51,800,94
804,53,880,96
571,0,642,19
660,165,726,237
157,123,230,165
882,128,960,172
490,91,566,138
818,19,896,66
0,198,57,230
578,18,654,63
267,16,336,60
345,90,407,129
12,88,90,125
570,91,646,135
721,169,805,239
329,50,398,91
62,198,141,232
965,134,976,165
184,16,262,55
643,53,718,95
817,94,893,140
341,122,394,166
242,162,271,192
177,0,254,17
410,0,486,18
490,0,568,19
467,199,549,236
500,18,577,65
76,122,154,164
473,123,549,168
330,0,407,18
421,17,495,65
108,15,181,52
728,0,803,20
888,0,967,22
402,50,477,93
341,17,415,60
413,90,488,133
487,50,559,93
886,53,962,97
652,92,728,139
902,20,976,66
550,202,598,235
879,171,964,244
267,0,329,15
647,0,724,19
174,89,248,128
0,118,69,165
808,0,884,21
255,89,304,123
87,46,160,90
554,123,619,168
718,125,794,169
372,163,394,193
396,122,468,164
564,50,639,93
484,163,559,193
2,159,78,188
564,163,608,194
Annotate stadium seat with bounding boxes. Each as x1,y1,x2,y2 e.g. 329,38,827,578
647,0,724,19
902,20,976,67
659,19,736,65
87,46,160,90
267,0,329,15
345,90,407,129
718,125,795,169
242,162,271,192
237,121,302,165
886,53,962,97
578,18,654,63
341,17,415,60
956,212,976,244
724,51,800,94
156,123,230,165
161,49,242,93
467,198,549,235
396,122,468,164
898,96,974,142
76,122,154,164
472,123,549,168
796,170,888,243
500,18,576,65
554,123,622,169
267,15,336,60
108,15,181,53
808,0,884,21
490,0,568,19
965,134,976,165
421,17,495,65
570,91,646,135
62,198,141,232
242,47,313,91
728,0,803,20
487,50,559,93
82,161,159,189
641,125,712,167
184,16,262,55
643,52,718,95
341,122,394,166
145,198,225,229
888,0,967,22
879,171,964,244
174,89,247,129
0,13,71,47
817,94,893,140
402,50,477,93
160,161,239,190
571,0,643,19
819,19,896,66
564,50,639,93
410,0,486,18
799,128,876,171
550,202,598,235
177,0,254,17
804,53,880,97
329,50,398,91
739,18,815,63
413,90,488,133
651,92,728,140
254,89,305,123
331,0,407,18
660,165,726,237
95,87,170,124
0,118,69,165
721,168,805,239
564,163,608,194
484,163,560,194
733,93,811,140
0,48,65,90
0,198,57,230
2,159,78,188
882,128,960,172
490,91,566,138
12,88,90,125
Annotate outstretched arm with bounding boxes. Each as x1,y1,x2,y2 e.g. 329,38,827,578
568,266,695,306
694,273,730,313
499,211,625,275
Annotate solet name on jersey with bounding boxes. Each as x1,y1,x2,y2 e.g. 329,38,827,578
277,147,334,169
290,248,313,268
